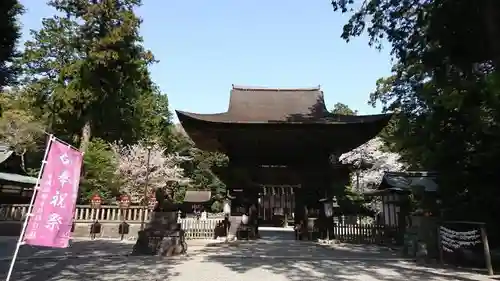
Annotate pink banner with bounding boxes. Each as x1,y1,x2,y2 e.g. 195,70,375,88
24,138,83,248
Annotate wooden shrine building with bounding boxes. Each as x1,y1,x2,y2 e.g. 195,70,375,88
176,85,391,237
0,144,37,204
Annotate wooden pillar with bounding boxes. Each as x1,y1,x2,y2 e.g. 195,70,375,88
294,186,305,225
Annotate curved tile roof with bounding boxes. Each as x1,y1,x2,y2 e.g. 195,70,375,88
176,85,393,156
176,85,392,124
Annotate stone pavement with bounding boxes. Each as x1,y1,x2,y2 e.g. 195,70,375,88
0,228,495,281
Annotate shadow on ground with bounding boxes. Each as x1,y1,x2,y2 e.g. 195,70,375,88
0,230,493,281
0,239,134,260
0,239,184,281
192,228,491,281
198,228,401,259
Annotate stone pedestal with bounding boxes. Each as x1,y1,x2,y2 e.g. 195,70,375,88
226,215,259,240
131,211,186,256
228,215,241,238
414,216,439,258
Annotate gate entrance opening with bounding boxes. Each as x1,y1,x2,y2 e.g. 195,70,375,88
258,184,298,227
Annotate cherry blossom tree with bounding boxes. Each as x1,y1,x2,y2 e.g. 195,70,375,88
340,137,406,211
111,142,190,203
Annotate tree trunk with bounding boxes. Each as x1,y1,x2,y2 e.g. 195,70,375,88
79,120,91,152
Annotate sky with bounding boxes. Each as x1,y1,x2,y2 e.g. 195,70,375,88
19,0,393,121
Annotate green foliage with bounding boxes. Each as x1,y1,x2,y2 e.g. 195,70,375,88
0,0,24,89
0,90,44,153
79,138,119,203
171,125,228,211
184,149,228,211
19,0,160,150
332,0,500,234
331,0,500,72
135,92,173,146
0,1,182,207
210,200,222,213
331,102,358,115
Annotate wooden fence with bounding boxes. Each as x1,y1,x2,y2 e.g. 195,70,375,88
0,204,400,243
180,218,222,240
333,223,401,245
0,204,223,240
0,204,224,221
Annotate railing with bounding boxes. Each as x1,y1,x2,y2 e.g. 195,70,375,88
0,204,224,222
333,223,401,245
0,204,223,240
0,204,28,221
1,205,403,243
0,204,152,222
180,218,223,240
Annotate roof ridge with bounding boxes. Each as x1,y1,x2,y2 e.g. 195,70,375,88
231,84,321,92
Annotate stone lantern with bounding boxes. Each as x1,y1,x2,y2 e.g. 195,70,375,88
223,199,231,242
118,194,131,240
320,196,339,242
90,194,102,209
119,194,131,209
90,194,102,239
241,214,249,225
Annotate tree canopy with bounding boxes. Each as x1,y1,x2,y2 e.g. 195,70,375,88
19,0,167,151
332,0,500,232
331,102,358,115
0,0,23,90
0,0,186,204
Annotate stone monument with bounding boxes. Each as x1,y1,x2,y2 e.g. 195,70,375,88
132,188,186,256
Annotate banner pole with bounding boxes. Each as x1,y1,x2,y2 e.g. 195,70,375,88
5,135,53,281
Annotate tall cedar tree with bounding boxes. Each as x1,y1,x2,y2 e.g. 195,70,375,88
20,0,167,151
0,0,23,91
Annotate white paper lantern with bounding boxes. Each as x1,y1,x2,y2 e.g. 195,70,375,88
223,200,231,215
241,214,249,225
324,201,333,218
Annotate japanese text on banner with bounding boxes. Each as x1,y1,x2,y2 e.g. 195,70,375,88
24,138,83,248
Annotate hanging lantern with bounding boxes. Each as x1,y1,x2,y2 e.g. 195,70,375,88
90,194,102,209
322,196,339,218
119,194,131,209
148,193,157,210
324,201,334,218
332,196,339,208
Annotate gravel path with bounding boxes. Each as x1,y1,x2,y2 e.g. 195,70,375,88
0,229,494,281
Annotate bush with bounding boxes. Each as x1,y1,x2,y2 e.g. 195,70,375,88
79,138,120,203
